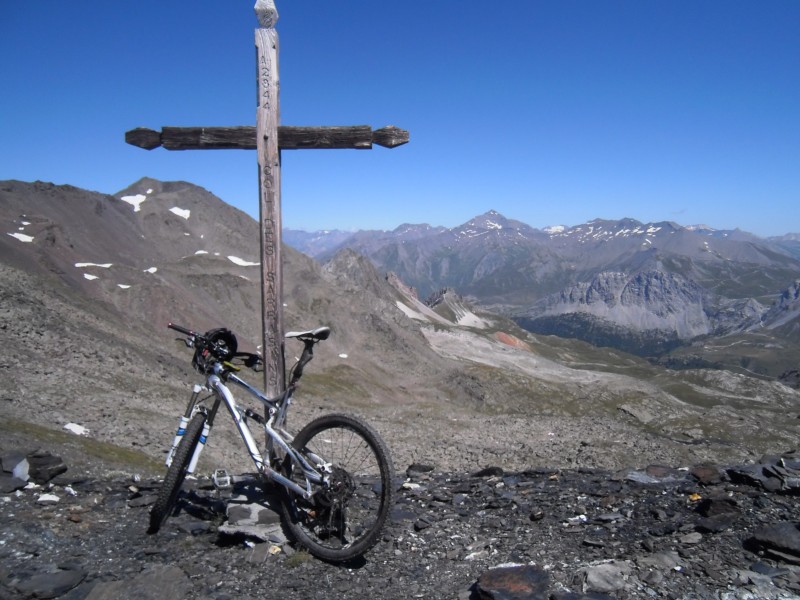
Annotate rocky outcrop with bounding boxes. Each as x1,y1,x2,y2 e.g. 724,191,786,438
321,248,390,299
1,450,67,492
521,271,711,338
514,271,800,357
780,369,800,389
758,280,800,332
515,271,711,355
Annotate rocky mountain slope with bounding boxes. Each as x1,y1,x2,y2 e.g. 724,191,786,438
2,178,800,474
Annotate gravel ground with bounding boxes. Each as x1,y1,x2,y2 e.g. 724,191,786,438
5,435,800,599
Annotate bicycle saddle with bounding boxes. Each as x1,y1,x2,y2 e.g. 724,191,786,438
285,326,331,341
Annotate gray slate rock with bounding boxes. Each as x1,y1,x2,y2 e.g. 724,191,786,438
579,560,633,594
551,593,617,600
27,451,67,484
748,522,800,564
727,451,800,492
13,568,86,599
1,451,29,480
0,473,27,493
476,564,550,599
696,514,736,533
85,565,190,600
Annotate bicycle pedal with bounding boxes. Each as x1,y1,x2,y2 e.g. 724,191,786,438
212,469,232,489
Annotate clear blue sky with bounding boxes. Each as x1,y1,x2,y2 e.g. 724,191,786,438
2,1,798,237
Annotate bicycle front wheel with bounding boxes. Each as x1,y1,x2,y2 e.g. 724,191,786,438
280,413,394,562
148,412,205,534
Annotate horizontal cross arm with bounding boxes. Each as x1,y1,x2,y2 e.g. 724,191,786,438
125,125,409,151
280,125,409,149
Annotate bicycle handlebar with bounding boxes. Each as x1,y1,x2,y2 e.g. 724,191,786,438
169,322,327,381
168,323,260,373
168,323,195,337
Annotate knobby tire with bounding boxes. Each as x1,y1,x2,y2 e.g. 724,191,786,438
279,413,394,563
148,412,205,534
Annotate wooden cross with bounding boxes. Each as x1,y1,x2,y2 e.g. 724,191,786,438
125,1,409,399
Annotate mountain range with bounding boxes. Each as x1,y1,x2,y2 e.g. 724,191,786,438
287,211,800,375
2,177,800,475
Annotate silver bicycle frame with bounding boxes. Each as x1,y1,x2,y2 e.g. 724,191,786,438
181,362,328,500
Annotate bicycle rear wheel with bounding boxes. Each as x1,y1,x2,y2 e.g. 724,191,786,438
148,412,205,534
280,413,394,562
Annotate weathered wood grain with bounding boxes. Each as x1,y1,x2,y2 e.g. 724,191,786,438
125,125,409,150
256,26,284,398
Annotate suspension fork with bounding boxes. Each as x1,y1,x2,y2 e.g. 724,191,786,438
166,385,201,467
186,388,223,474
166,383,216,468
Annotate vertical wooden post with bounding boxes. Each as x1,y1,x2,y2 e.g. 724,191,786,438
255,0,284,399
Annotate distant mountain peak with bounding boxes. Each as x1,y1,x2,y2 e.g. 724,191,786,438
462,210,509,228
392,222,434,235
450,211,537,243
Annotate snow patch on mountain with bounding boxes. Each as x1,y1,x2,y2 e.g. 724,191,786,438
170,207,191,219
120,193,148,212
395,301,431,322
228,256,260,267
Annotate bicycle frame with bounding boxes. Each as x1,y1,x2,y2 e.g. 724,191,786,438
168,361,329,500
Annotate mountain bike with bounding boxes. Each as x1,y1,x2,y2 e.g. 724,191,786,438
147,323,395,563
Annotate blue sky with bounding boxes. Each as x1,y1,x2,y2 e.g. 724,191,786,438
1,1,798,237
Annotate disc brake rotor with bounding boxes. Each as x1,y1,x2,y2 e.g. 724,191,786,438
317,466,356,508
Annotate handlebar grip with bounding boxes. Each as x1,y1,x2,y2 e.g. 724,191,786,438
168,323,194,336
